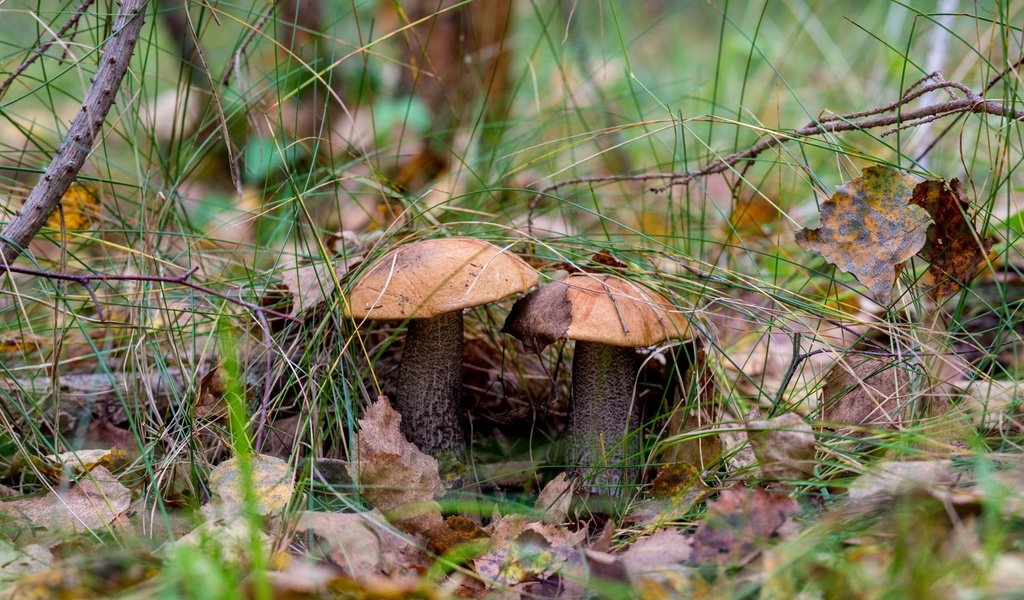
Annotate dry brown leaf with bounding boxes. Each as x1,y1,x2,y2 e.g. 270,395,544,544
910,178,997,300
294,511,387,579
534,473,573,522
207,453,294,517
820,355,912,433
0,466,129,533
748,413,816,481
847,460,962,501
346,397,447,541
796,165,930,305
621,530,693,577
280,258,360,317
691,487,800,566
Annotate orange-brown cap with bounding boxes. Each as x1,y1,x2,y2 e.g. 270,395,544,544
347,237,538,320
503,273,690,351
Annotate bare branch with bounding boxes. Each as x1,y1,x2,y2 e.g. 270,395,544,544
0,0,147,265
0,0,97,100
533,77,1023,199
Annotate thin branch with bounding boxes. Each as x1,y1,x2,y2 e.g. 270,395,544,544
0,0,97,100
0,264,299,323
534,77,1023,199
0,0,147,264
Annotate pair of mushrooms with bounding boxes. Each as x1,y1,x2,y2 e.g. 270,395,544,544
346,238,690,491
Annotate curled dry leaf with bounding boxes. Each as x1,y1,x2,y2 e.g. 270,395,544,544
748,413,816,481
207,453,294,517
820,355,912,434
346,397,448,542
292,510,429,582
909,178,997,300
691,487,800,566
621,530,694,578
534,473,573,522
0,466,130,533
796,165,930,305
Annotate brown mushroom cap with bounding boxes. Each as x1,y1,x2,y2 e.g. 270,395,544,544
503,273,690,351
347,237,538,320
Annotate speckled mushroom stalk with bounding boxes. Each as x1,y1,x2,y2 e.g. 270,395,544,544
570,342,642,491
347,238,538,469
394,310,466,458
503,274,691,495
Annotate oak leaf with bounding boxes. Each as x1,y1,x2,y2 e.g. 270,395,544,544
796,166,930,305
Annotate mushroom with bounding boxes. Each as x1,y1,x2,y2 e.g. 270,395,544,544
346,237,538,463
502,273,691,492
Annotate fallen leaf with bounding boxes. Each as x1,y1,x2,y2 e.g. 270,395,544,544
820,355,912,433
280,258,360,317
0,541,52,586
293,511,386,578
32,448,128,480
176,515,271,563
909,178,997,299
45,181,100,232
346,397,447,541
0,466,130,533
796,165,930,304
264,560,343,598
621,530,693,577
748,413,816,481
207,453,294,517
534,473,573,522
847,460,961,501
475,515,586,588
691,487,800,566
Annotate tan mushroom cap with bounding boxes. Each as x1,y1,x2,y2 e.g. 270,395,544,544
503,273,691,350
347,237,539,320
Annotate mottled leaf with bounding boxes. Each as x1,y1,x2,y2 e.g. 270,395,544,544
909,179,997,299
691,487,800,566
207,453,294,516
474,515,585,587
820,356,912,434
0,466,130,533
796,166,930,304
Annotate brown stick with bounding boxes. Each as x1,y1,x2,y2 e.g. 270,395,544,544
0,0,147,264
0,0,97,100
534,79,1024,198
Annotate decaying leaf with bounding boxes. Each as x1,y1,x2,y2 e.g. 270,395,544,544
280,257,361,317
820,355,912,434
621,530,694,577
748,413,816,481
534,473,573,522
691,487,800,566
207,453,294,517
176,515,272,563
346,397,447,541
847,460,962,501
796,166,930,305
294,511,390,579
475,515,586,588
909,178,997,299
33,448,128,480
45,181,100,232
0,466,130,533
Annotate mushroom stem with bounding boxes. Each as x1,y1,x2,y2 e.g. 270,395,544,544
570,341,641,493
395,310,467,460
